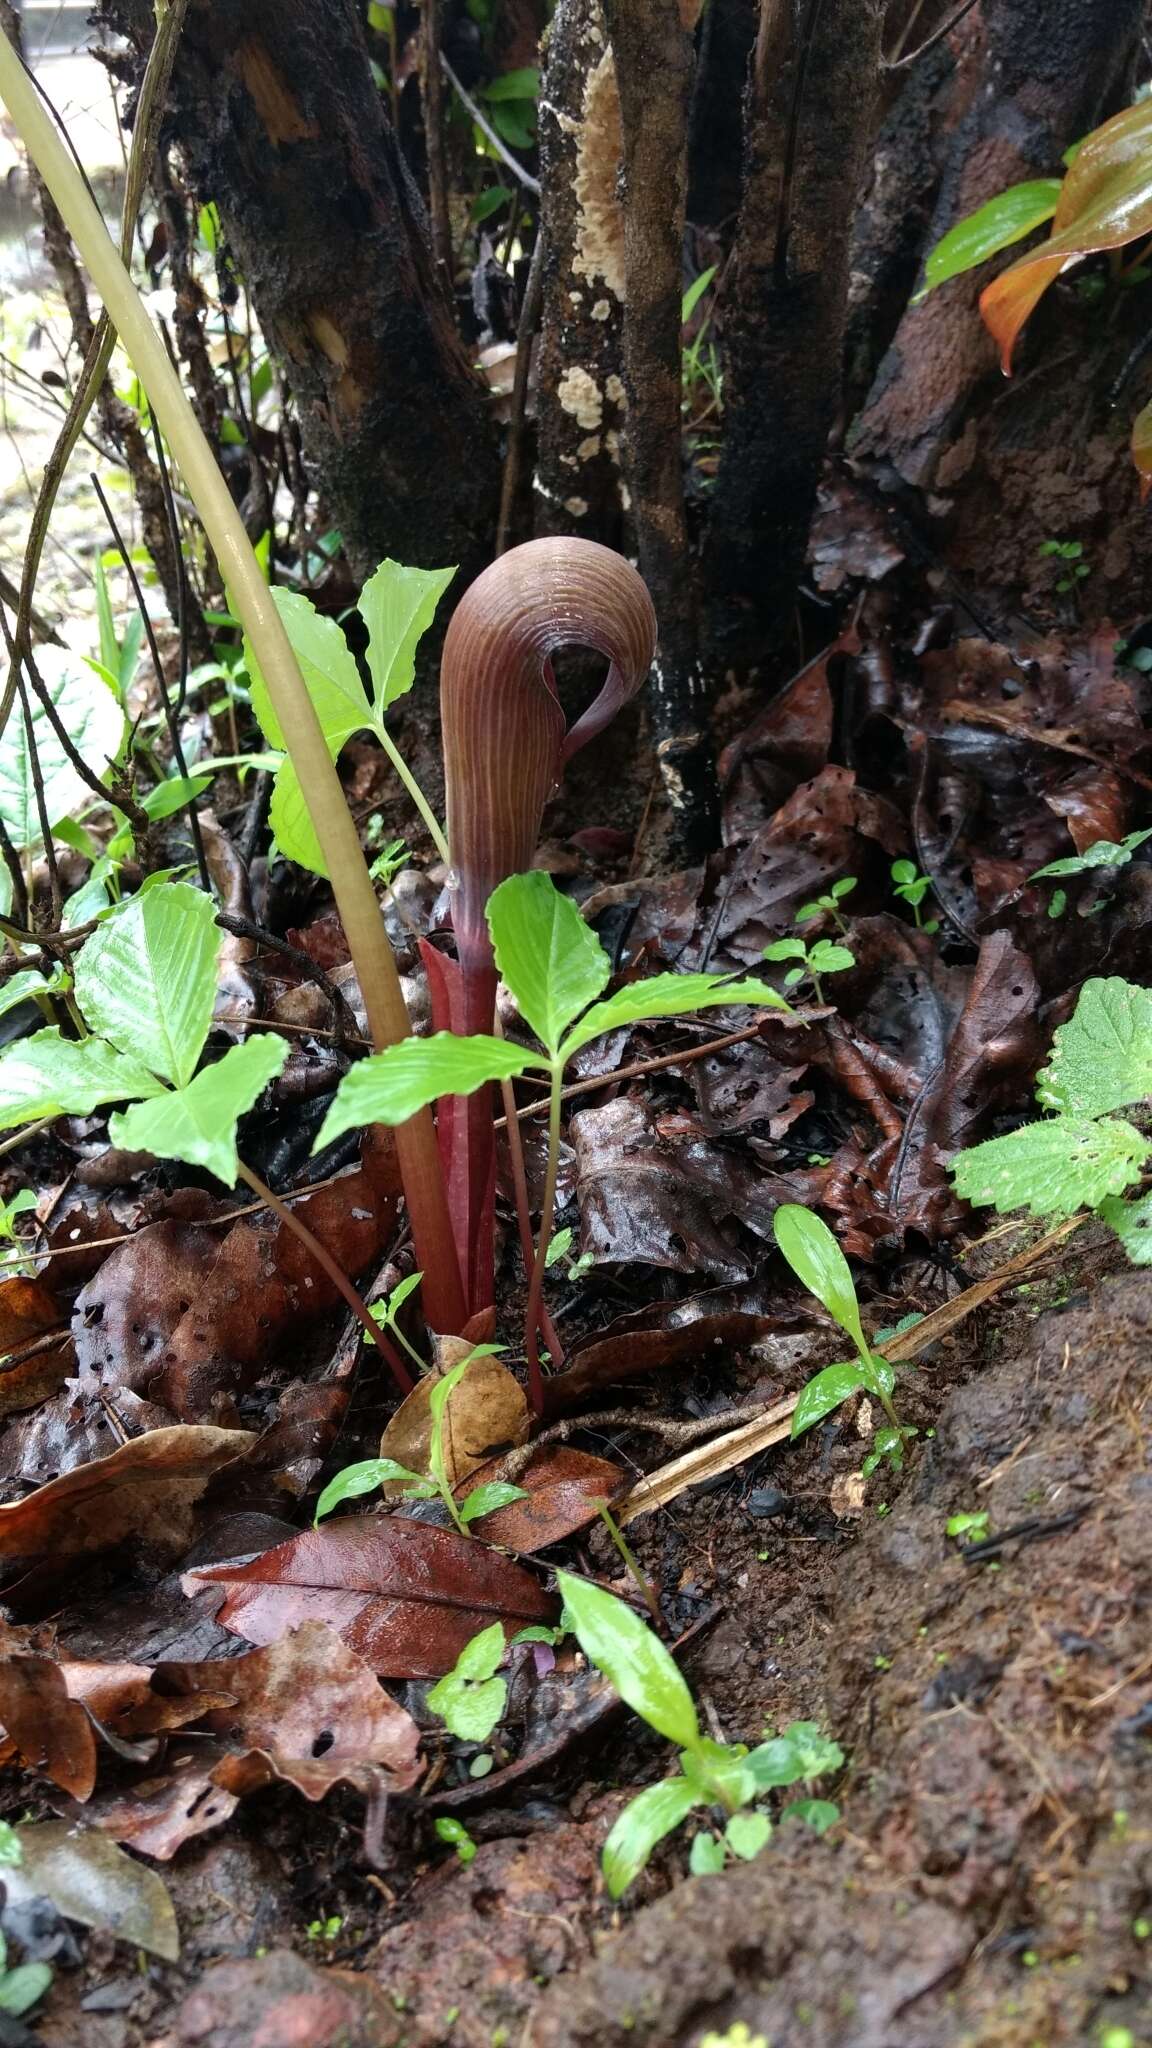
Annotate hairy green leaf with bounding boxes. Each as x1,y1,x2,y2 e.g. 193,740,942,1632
0,1030,165,1130
557,1570,701,1751
953,1114,1150,1218
110,1034,289,1184
314,1033,539,1149
561,972,790,1058
1098,1189,1152,1264
358,558,455,712
917,179,1062,299
74,882,220,1086
790,1361,869,1440
1037,977,1152,1117
773,1204,867,1356
487,871,610,1052
0,647,125,850
602,1778,701,1898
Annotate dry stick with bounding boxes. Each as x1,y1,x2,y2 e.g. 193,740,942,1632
0,810,28,930
0,0,190,739
495,227,546,557
422,0,455,285
234,1161,413,1397
495,1020,770,1128
90,473,211,890
0,38,468,1336
884,0,980,69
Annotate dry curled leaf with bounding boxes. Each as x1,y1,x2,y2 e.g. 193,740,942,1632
0,1651,98,1798
378,1340,529,1498
0,1424,254,1563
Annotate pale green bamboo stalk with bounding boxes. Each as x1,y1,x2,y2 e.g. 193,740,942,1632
0,37,466,1331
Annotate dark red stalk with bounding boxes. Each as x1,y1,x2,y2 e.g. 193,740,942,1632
439,538,657,1321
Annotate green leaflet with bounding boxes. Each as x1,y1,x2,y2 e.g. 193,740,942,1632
772,1204,868,1358
0,646,125,850
426,1621,507,1742
0,966,68,1024
360,558,456,711
0,1030,165,1130
109,1034,289,1184
601,1779,702,1899
559,970,790,1058
953,1114,1150,1218
487,870,610,1053
916,179,1063,300
314,1032,540,1149
1099,1189,1152,1264
1036,976,1152,1118
73,882,220,1087
557,1570,701,1752
790,1360,869,1440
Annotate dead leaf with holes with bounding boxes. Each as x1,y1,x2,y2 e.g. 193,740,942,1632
0,1424,254,1564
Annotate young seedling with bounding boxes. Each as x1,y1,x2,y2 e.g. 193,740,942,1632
773,1204,915,1475
953,977,1152,1266
369,1270,427,1373
762,935,856,1005
795,875,856,935
433,1817,478,1866
0,1824,53,2021
427,1621,508,1742
1038,537,1090,594
545,1225,594,1282
1030,830,1152,918
557,1572,842,1895
313,1343,529,1537
316,870,790,1411
889,859,939,933
946,1510,990,1543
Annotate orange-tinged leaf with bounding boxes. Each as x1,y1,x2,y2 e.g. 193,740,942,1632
1132,395,1152,502
981,96,1152,371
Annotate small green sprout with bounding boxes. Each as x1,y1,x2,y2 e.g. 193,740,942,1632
427,1622,508,1744
1038,537,1090,593
369,1269,426,1372
772,1204,915,1475
434,1817,478,1866
763,935,856,1006
305,1915,344,1944
314,1344,529,1537
699,2028,769,2048
1030,830,1152,919
557,1571,843,1895
796,874,856,934
946,1510,990,1543
889,859,939,933
0,1825,53,2020
545,1225,594,1280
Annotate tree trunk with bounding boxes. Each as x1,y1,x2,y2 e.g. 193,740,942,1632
855,0,1144,489
702,0,886,675
105,0,501,582
603,0,719,856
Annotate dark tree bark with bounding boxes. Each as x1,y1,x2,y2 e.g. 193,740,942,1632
602,0,719,855
688,0,757,230
105,0,501,582
534,0,627,545
855,0,1144,489
702,0,886,674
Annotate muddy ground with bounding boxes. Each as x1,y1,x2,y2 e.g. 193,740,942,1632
15,1222,1147,2048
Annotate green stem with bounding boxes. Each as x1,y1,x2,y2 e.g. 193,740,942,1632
0,37,466,1334
860,1350,902,1437
379,1306,428,1376
597,1503,663,1633
523,1058,564,1417
376,725,450,866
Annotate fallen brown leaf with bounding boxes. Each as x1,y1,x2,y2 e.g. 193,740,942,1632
0,1650,97,1798
0,1424,255,1562
457,1445,625,1549
378,1341,529,1498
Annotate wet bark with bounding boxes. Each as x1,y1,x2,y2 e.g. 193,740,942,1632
855,0,1145,490
688,0,757,231
533,0,627,546
104,0,501,582
702,0,886,677
602,0,719,856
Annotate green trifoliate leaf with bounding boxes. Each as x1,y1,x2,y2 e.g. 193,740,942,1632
246,589,369,753
773,1204,867,1357
1036,977,1152,1117
602,1778,701,1898
0,1029,165,1130
915,179,1062,300
556,1570,701,1751
0,646,125,851
953,1115,1150,1219
724,1812,772,1861
487,871,610,1053
560,972,790,1059
73,881,220,1086
358,558,455,711
314,1033,539,1149
313,1456,425,1522
790,1361,869,1440
109,1035,289,1184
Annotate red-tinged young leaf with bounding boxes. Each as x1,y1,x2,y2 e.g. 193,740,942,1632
0,1652,98,1798
456,1445,626,1548
981,96,1152,372
0,1425,255,1560
186,1516,557,1678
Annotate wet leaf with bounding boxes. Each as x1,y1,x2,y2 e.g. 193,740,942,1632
790,1361,869,1439
601,1778,701,1898
379,1344,529,1498
110,1035,289,1185
314,1458,426,1523
488,871,610,1052
73,881,220,1086
561,971,789,1057
1037,977,1152,1118
981,97,1152,370
0,1030,165,1131
187,1516,556,1678
456,1446,625,1547
552,1278,826,1415
918,179,1062,298
0,1425,254,1561
557,1571,700,1750
0,1654,97,1799
0,647,125,852
1,1820,178,1958
773,1206,867,1355
954,1115,1149,1218
317,1033,536,1148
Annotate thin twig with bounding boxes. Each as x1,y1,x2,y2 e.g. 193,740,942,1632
15,668,60,928
213,910,357,1051
440,53,542,196
423,0,455,282
496,226,545,556
884,0,980,71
